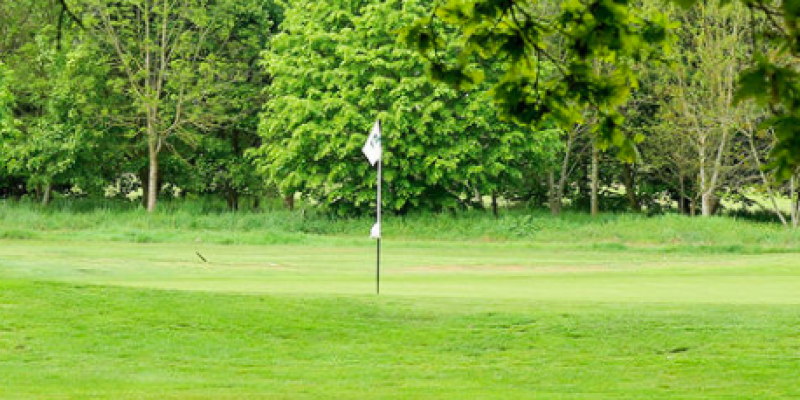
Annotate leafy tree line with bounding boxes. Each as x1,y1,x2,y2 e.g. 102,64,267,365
254,0,559,215
0,0,799,225
405,0,800,224
0,0,280,210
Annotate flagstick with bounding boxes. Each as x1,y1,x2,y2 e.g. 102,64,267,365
376,155,382,295
364,118,383,296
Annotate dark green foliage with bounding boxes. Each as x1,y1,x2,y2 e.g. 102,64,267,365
735,57,800,180
407,0,800,178
405,0,673,160
0,0,280,207
0,62,14,139
0,62,17,195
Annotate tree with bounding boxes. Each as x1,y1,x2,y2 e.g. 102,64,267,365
0,62,17,170
6,38,122,204
655,2,759,216
0,62,12,129
404,0,672,160
0,62,30,200
189,0,280,211
1,0,279,207
407,0,800,179
255,0,557,215
546,123,592,215
80,0,239,212
0,1,118,203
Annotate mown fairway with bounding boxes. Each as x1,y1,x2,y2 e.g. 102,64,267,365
2,236,800,399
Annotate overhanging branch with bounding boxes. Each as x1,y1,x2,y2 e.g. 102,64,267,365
56,0,84,29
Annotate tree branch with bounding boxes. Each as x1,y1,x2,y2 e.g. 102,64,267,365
56,0,84,29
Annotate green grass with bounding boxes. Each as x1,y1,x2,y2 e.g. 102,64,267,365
3,280,800,399
2,200,800,397
2,199,800,253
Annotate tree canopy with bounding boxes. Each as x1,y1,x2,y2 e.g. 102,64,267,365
254,0,558,214
405,0,800,178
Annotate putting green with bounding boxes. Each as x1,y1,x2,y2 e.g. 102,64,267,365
2,239,799,304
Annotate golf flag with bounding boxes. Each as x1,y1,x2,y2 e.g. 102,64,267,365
364,118,383,294
370,222,380,239
364,119,382,240
362,120,382,166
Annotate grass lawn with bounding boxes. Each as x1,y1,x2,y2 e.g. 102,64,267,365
2,235,800,399
2,203,800,398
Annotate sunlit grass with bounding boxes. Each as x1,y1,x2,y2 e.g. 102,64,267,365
2,200,800,397
2,277,799,398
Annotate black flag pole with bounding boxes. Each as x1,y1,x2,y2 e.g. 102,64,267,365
377,241,381,294
376,120,382,295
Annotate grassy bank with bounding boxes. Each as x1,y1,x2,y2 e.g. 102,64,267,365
1,199,799,253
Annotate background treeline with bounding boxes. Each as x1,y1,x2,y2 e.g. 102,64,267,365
0,0,798,226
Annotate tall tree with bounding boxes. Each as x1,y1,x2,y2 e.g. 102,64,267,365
190,0,280,210
407,0,800,178
654,2,760,216
0,62,13,197
81,0,235,212
405,0,671,161
0,0,120,203
547,124,590,215
255,0,556,215
0,62,17,162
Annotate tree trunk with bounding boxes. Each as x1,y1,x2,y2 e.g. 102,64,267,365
491,193,499,218
747,133,788,226
42,183,52,207
701,192,713,217
699,133,710,217
680,197,692,215
792,176,799,229
590,143,599,216
138,169,149,208
550,127,577,216
701,129,727,217
147,137,159,213
226,191,240,211
622,163,639,212
284,194,295,211
548,169,561,215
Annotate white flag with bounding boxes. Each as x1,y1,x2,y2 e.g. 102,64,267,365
370,222,381,239
362,119,382,166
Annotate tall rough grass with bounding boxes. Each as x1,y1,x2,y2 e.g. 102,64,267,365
1,198,799,252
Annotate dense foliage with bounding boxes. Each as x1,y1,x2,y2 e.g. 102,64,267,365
404,0,800,221
0,0,798,225
255,0,558,214
403,0,673,160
